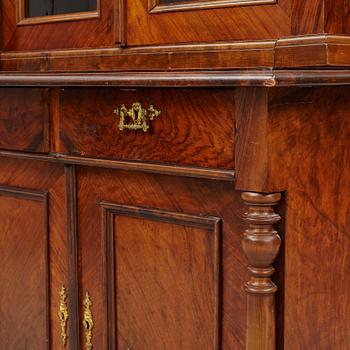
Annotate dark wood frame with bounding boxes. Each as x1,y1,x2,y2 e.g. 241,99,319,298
16,0,101,26
148,0,276,13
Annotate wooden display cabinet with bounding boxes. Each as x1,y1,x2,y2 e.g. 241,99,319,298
0,0,349,349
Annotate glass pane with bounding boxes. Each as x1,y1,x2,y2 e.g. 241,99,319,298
25,0,97,18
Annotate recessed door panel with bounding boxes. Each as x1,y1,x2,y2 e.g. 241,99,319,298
102,203,221,349
0,158,68,349
0,187,49,349
77,167,246,349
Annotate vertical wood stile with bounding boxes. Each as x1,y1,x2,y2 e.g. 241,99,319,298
65,165,80,350
241,192,282,350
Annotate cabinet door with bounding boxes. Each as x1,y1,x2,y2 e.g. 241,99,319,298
1,0,121,51
77,167,246,349
127,0,291,45
0,158,68,349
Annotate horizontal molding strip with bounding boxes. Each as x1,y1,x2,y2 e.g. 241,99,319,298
1,70,350,87
0,151,235,181
2,35,350,71
0,71,275,87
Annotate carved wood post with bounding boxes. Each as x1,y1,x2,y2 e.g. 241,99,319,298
241,192,282,350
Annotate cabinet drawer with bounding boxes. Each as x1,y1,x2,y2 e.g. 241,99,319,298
58,88,235,169
0,88,50,153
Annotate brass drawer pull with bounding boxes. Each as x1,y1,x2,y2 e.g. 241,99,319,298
114,102,161,132
58,286,69,347
83,292,94,350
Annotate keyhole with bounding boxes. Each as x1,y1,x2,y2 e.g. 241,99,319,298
85,321,91,330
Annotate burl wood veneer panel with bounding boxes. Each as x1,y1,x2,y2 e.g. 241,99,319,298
58,88,235,169
77,167,245,349
0,88,49,152
0,158,67,349
101,204,220,349
1,0,116,51
127,0,291,45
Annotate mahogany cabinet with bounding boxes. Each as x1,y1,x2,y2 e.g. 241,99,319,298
0,0,350,349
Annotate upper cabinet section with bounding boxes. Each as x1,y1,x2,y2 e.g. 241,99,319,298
1,0,350,69
1,0,122,51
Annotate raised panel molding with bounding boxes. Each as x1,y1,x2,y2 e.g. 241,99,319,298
100,202,222,349
0,186,50,349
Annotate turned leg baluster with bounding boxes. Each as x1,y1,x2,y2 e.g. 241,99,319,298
241,192,282,350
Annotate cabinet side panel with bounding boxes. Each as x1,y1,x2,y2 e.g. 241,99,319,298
267,87,350,350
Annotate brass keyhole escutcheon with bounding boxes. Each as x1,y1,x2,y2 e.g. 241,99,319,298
83,292,94,350
114,102,161,132
58,286,69,347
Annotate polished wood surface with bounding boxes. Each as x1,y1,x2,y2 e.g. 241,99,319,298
0,188,49,349
1,0,118,51
0,0,349,348
0,158,67,349
127,0,289,45
242,192,281,350
58,88,235,169
0,88,49,152
2,70,350,87
77,167,246,349
235,86,350,349
268,87,350,350
102,203,221,349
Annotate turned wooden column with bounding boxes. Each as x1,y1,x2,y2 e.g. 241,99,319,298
241,192,282,350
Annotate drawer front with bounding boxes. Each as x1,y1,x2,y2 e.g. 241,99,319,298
58,88,235,169
0,88,49,153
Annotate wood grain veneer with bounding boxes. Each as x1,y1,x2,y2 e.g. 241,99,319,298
2,70,350,87
149,0,276,13
16,0,100,26
58,88,235,169
77,166,247,349
2,35,350,72
101,202,221,349
235,86,350,349
0,158,67,349
0,187,49,349
0,88,50,152
1,0,120,51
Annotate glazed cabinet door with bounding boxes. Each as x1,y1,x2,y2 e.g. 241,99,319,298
0,158,69,349
127,0,291,46
76,166,246,349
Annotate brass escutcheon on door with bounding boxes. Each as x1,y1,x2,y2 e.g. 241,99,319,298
58,285,69,347
83,292,94,350
114,102,161,132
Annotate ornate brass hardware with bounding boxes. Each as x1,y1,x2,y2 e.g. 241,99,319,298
83,292,94,350
58,286,69,347
114,102,161,132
